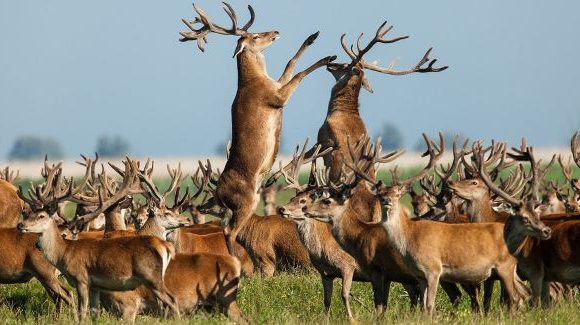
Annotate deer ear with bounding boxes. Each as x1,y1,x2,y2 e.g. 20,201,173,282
361,75,373,93
233,38,246,58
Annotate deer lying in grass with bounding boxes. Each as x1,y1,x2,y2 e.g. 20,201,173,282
180,2,336,254
99,204,247,323
18,159,180,322
0,166,22,228
475,136,580,305
328,134,525,317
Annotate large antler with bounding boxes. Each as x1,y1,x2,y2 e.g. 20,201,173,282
136,162,185,207
264,138,333,191
340,21,447,75
342,135,405,187
507,138,555,203
70,159,143,227
473,144,523,207
0,166,19,184
398,133,445,188
180,2,255,51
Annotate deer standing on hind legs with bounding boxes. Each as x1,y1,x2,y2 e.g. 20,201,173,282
180,2,336,254
295,21,448,225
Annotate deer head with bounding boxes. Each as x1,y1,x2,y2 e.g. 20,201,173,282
328,21,447,95
180,2,282,58
474,140,552,240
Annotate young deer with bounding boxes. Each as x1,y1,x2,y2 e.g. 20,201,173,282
342,134,525,317
18,160,180,322
0,166,22,228
476,137,580,305
180,2,336,253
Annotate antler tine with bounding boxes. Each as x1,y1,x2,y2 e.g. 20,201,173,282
400,133,445,187
558,155,576,190
18,185,39,210
473,144,523,207
264,139,332,188
72,159,142,226
348,21,410,68
39,160,64,202
171,186,191,210
180,2,253,51
135,159,164,204
571,132,580,168
1,166,20,184
362,46,448,75
507,138,555,203
163,163,185,199
340,34,357,60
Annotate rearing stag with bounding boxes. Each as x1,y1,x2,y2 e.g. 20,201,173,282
180,2,336,253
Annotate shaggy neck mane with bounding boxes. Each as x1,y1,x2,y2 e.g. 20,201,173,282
503,216,534,257
37,220,68,267
381,199,411,254
139,216,167,240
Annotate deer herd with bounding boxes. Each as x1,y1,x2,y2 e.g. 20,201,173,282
1,2,579,323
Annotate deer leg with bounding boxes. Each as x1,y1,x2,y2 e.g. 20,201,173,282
77,282,90,323
496,265,517,313
460,283,482,312
483,279,494,313
440,282,462,307
402,284,420,308
222,301,249,325
89,289,100,319
321,275,333,315
423,273,440,318
275,55,337,106
340,270,355,322
278,31,320,84
370,275,386,316
149,281,180,319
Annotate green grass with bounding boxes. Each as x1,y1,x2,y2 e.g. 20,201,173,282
0,273,579,324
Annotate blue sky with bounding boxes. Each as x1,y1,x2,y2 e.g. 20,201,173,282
1,1,579,158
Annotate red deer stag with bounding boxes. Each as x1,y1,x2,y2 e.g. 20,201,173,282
180,2,336,253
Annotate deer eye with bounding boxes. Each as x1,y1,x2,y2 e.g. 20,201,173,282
299,199,306,204
252,35,260,39
322,199,332,205
471,181,478,185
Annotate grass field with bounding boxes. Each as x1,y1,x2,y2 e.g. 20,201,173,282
0,272,579,324
6,165,580,324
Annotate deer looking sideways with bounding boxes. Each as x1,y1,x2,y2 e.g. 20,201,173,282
17,159,180,322
180,2,336,254
474,135,580,306
301,134,527,317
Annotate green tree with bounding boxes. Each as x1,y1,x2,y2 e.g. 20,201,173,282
377,122,404,150
96,135,130,158
8,136,64,160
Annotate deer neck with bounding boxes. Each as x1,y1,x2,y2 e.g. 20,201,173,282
237,51,270,86
503,216,534,257
104,208,127,233
138,217,167,240
381,198,411,254
466,193,498,222
328,79,361,115
37,220,68,267
295,219,323,257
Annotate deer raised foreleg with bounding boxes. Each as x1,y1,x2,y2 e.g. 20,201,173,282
278,32,320,84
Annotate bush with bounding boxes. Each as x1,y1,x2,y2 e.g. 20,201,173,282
96,135,130,158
